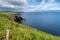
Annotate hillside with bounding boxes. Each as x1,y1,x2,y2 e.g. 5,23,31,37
0,12,60,40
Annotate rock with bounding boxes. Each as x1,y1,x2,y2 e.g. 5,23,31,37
5,13,24,23
14,15,24,23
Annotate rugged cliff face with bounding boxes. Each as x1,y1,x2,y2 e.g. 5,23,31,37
3,12,24,23
13,15,24,23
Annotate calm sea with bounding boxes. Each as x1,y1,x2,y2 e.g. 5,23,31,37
21,11,60,36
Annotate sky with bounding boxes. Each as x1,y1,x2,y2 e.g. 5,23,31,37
0,0,60,12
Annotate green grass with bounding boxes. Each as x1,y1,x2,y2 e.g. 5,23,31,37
0,12,60,40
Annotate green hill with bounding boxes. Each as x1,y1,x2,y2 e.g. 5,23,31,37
0,12,60,40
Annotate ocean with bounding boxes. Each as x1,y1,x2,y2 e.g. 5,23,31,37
21,11,60,36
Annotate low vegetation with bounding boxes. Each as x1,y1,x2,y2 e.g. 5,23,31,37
0,12,60,40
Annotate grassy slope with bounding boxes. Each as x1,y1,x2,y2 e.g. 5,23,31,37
0,12,60,40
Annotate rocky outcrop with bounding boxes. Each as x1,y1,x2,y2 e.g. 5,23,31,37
14,15,24,23
5,13,24,23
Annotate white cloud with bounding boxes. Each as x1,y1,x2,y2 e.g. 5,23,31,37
0,0,60,12
24,0,60,12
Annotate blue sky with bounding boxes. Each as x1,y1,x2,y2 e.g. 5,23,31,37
25,0,60,12
0,0,60,12
56,0,60,2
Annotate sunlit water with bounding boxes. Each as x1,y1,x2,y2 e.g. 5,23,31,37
21,11,60,36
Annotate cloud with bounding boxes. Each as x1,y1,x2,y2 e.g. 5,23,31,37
24,0,56,12
48,0,55,3
0,0,27,12
24,0,60,12
0,0,60,12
